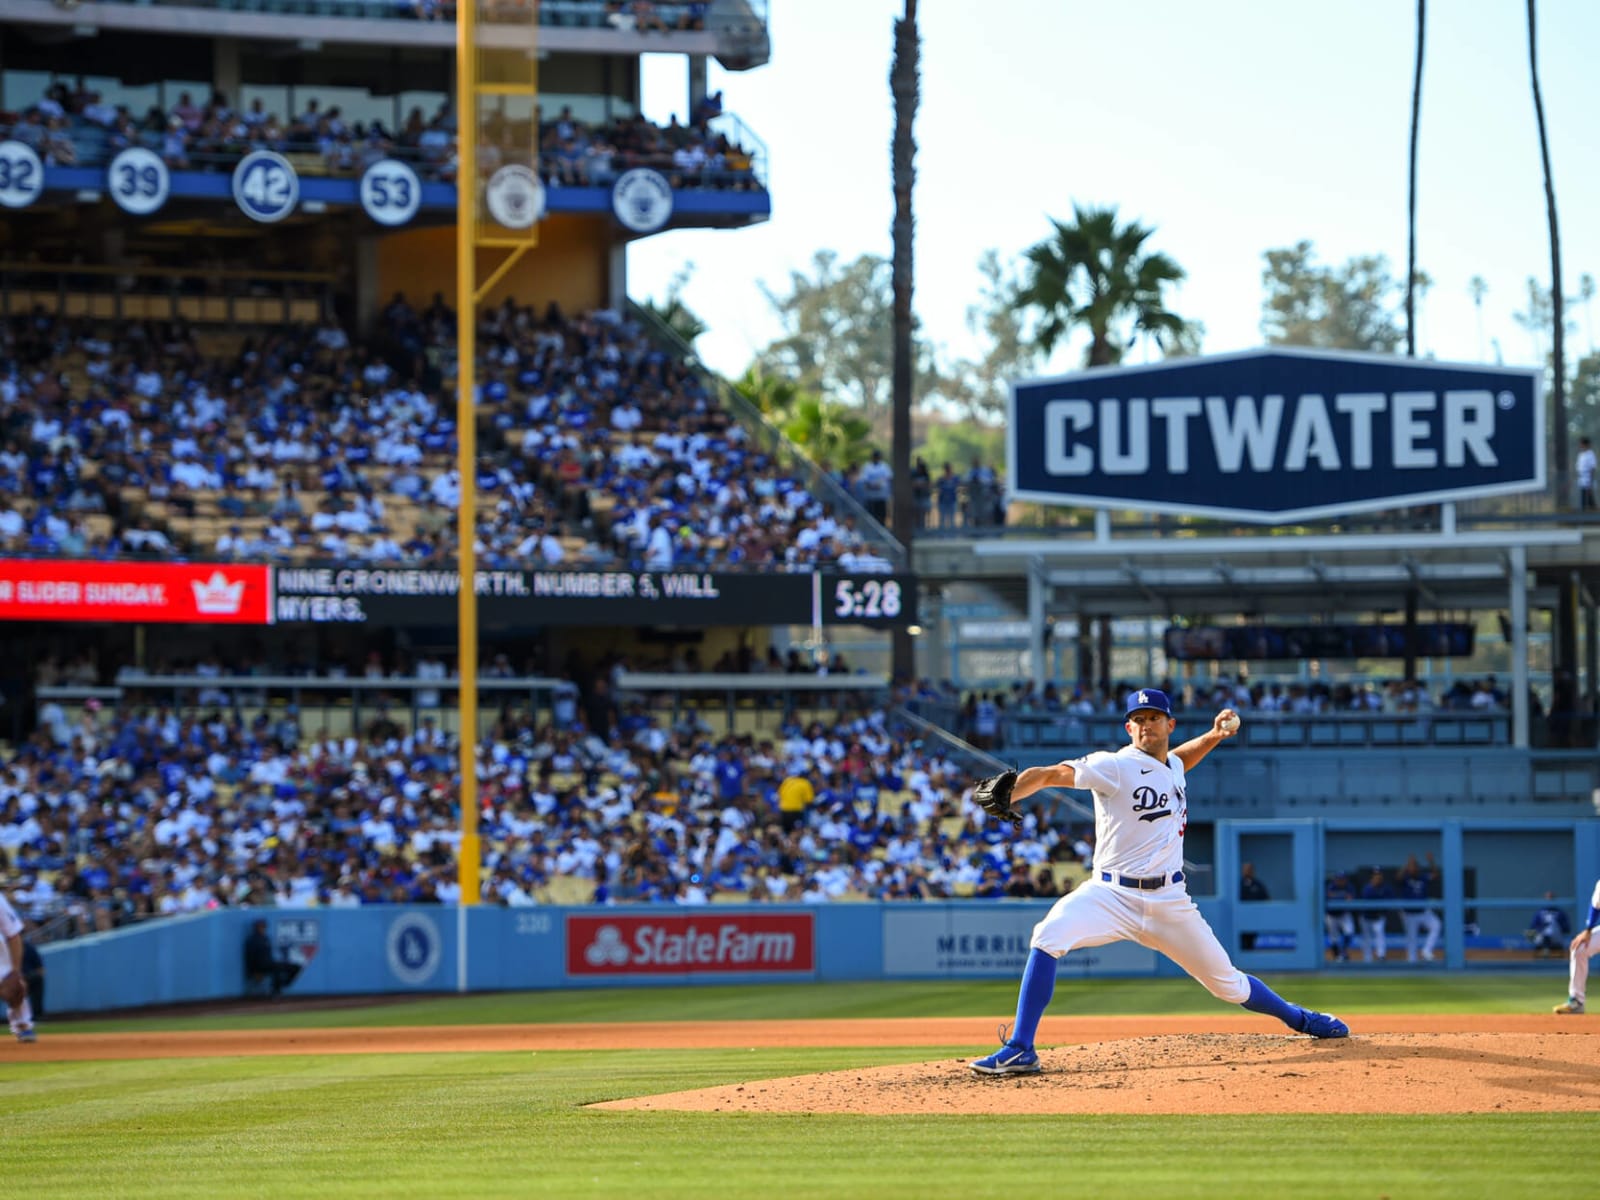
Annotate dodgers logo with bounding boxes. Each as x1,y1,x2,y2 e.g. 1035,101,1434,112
611,168,674,233
386,913,441,985
1131,785,1173,822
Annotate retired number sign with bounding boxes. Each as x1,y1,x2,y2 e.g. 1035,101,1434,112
0,140,44,209
232,150,300,224
359,158,421,227
108,147,171,216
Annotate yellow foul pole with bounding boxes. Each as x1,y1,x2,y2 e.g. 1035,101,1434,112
455,0,481,910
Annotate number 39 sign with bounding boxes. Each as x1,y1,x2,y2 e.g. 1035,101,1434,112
107,147,171,216
0,140,45,209
232,150,299,223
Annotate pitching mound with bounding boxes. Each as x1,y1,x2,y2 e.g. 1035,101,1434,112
594,1020,1600,1115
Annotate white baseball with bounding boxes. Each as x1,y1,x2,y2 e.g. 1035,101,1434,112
1218,714,1241,734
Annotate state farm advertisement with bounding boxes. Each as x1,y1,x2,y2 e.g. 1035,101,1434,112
566,913,815,977
0,560,272,624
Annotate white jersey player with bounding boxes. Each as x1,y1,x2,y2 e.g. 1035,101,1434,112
1,891,38,1043
972,688,1348,1075
1553,876,1600,1014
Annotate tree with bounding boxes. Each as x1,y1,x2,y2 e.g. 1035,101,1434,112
1468,275,1489,360
889,0,919,680
1406,0,1426,358
640,261,707,346
1568,352,1600,445
733,363,806,424
1526,0,1567,505
1260,241,1404,352
1581,273,1596,352
781,395,875,469
932,249,1040,424
1016,204,1198,367
1513,276,1555,362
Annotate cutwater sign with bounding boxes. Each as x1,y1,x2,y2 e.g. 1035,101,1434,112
1009,348,1544,522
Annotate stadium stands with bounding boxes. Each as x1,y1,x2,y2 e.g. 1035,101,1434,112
0,302,889,571
1,66,764,190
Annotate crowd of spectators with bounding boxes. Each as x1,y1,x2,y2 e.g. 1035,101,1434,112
1,77,758,191
0,675,1093,934
0,298,892,572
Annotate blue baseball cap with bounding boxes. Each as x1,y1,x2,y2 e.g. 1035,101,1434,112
1125,688,1173,717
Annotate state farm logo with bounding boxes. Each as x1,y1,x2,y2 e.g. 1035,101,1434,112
584,924,631,967
191,571,245,615
567,913,814,976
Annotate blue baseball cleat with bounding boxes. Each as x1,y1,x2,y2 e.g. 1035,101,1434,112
15,1028,37,1044
970,1025,1042,1075
1298,1009,1349,1039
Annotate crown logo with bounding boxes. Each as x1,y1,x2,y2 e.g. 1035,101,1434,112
192,571,245,615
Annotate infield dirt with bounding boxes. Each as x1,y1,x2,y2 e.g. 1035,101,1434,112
5,1015,1596,1114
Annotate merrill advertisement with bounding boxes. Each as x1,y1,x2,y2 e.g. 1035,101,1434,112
882,907,1158,977
566,912,815,977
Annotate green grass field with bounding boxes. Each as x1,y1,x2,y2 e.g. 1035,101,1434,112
6,975,1596,1199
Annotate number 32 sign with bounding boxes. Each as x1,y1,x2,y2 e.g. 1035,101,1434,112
232,150,299,224
0,140,45,209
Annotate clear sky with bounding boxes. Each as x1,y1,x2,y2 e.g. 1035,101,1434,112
630,0,1600,385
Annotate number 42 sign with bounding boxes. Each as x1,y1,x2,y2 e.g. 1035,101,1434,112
232,150,299,224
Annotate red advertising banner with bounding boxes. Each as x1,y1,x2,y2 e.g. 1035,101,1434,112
566,912,815,977
0,560,272,624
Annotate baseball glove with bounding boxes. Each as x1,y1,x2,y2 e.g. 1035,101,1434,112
972,768,1022,830
0,970,24,1008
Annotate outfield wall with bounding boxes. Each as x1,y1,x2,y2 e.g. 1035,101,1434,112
40,817,1600,1014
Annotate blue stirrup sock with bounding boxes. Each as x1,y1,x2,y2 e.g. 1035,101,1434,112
1241,974,1305,1031
1010,948,1058,1048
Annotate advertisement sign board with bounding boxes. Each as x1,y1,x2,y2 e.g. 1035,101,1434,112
1010,349,1544,521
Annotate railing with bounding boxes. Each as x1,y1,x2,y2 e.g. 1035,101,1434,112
1004,710,1514,751
5,122,765,194
38,674,576,739
30,0,718,27
0,260,332,325
614,670,889,733
706,111,768,189
627,301,909,571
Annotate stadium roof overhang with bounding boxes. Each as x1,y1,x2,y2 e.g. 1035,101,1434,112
911,527,1600,619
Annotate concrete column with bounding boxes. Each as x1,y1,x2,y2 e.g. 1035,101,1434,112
213,39,241,105
608,241,628,309
1028,557,1047,698
1510,544,1529,749
354,235,381,331
687,55,708,118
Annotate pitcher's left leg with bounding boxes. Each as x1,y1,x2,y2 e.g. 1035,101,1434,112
1141,891,1348,1038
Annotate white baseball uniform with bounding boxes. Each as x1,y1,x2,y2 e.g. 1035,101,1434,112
1566,877,1600,1006
1028,743,1249,1005
0,892,36,1036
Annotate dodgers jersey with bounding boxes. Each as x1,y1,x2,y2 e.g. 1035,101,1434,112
0,892,20,973
1066,745,1187,878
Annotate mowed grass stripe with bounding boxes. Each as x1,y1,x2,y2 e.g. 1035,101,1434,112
3,1051,1596,1199
53,972,1564,1033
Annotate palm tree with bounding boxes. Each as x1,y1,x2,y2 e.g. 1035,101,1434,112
1018,204,1196,367
1581,273,1595,352
1526,0,1566,502
889,0,918,680
1406,0,1426,357
1468,275,1488,360
782,396,874,469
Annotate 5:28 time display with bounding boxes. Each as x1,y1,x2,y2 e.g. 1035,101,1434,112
833,578,903,620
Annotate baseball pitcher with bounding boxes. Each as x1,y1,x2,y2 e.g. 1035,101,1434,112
0,891,38,1044
970,688,1347,1075
1553,876,1600,1014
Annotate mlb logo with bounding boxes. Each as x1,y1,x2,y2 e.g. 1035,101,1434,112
274,918,321,967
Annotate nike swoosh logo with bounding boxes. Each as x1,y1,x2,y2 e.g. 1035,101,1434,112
1140,769,1154,775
